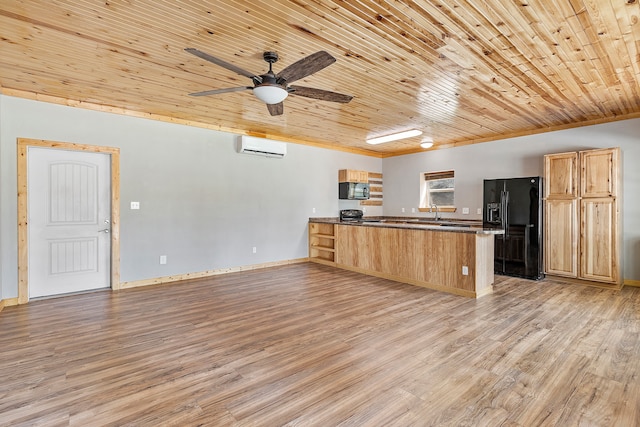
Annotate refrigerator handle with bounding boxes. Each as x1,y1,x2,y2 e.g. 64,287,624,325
499,191,504,228
501,190,509,235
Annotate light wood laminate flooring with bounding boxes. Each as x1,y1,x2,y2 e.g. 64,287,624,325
1,263,639,426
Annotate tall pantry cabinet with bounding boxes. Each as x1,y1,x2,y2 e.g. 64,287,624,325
544,147,622,285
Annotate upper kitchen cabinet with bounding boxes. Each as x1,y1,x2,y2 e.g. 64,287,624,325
544,152,578,198
339,169,369,183
580,148,619,198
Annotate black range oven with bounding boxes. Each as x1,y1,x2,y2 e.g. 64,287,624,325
340,209,364,222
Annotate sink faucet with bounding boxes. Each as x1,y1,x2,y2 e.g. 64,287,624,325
431,204,440,221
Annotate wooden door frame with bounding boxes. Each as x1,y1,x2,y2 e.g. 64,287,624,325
17,138,121,304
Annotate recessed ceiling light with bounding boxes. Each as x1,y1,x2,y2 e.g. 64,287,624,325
366,129,422,145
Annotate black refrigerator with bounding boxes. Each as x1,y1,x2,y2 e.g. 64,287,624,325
483,177,544,280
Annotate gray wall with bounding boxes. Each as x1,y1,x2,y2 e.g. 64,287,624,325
0,95,382,298
383,119,640,280
2,94,638,300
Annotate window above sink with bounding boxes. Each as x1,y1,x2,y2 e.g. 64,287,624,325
418,170,457,213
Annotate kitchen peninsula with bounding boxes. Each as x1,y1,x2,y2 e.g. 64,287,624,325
309,218,504,298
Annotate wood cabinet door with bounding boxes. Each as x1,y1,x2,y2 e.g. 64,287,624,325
544,152,578,198
580,148,619,198
580,198,618,283
544,199,578,277
338,169,368,183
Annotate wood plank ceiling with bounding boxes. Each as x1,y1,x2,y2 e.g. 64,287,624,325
1,1,640,156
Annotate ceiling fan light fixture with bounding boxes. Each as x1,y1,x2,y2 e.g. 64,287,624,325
366,129,422,145
253,85,289,104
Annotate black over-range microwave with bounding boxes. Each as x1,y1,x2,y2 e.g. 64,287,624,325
339,182,370,200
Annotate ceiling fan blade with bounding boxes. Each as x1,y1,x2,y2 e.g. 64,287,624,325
289,85,353,103
278,51,336,83
189,86,252,96
267,103,284,116
185,48,257,80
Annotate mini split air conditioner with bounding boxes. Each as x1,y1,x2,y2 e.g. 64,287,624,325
237,135,287,158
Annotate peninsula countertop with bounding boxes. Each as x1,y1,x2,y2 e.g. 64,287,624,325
308,216,500,298
309,217,504,235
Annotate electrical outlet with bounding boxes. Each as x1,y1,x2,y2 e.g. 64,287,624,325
462,207,469,215
131,201,140,210
411,207,416,213
252,247,257,254
462,265,469,275
477,208,482,215
159,255,167,265
312,207,316,214
401,208,405,213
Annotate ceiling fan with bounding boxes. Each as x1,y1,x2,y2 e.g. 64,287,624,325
185,48,353,116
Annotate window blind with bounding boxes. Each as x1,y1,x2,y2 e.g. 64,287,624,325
424,170,454,181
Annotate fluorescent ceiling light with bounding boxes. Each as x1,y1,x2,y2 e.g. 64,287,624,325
366,129,422,145
253,85,289,104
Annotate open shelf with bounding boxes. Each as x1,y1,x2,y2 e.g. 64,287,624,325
312,233,335,239
309,222,336,265
310,244,335,252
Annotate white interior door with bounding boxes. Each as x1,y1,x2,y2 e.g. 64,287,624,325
28,147,111,298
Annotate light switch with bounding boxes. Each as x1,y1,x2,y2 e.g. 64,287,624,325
462,266,469,275
131,201,140,210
